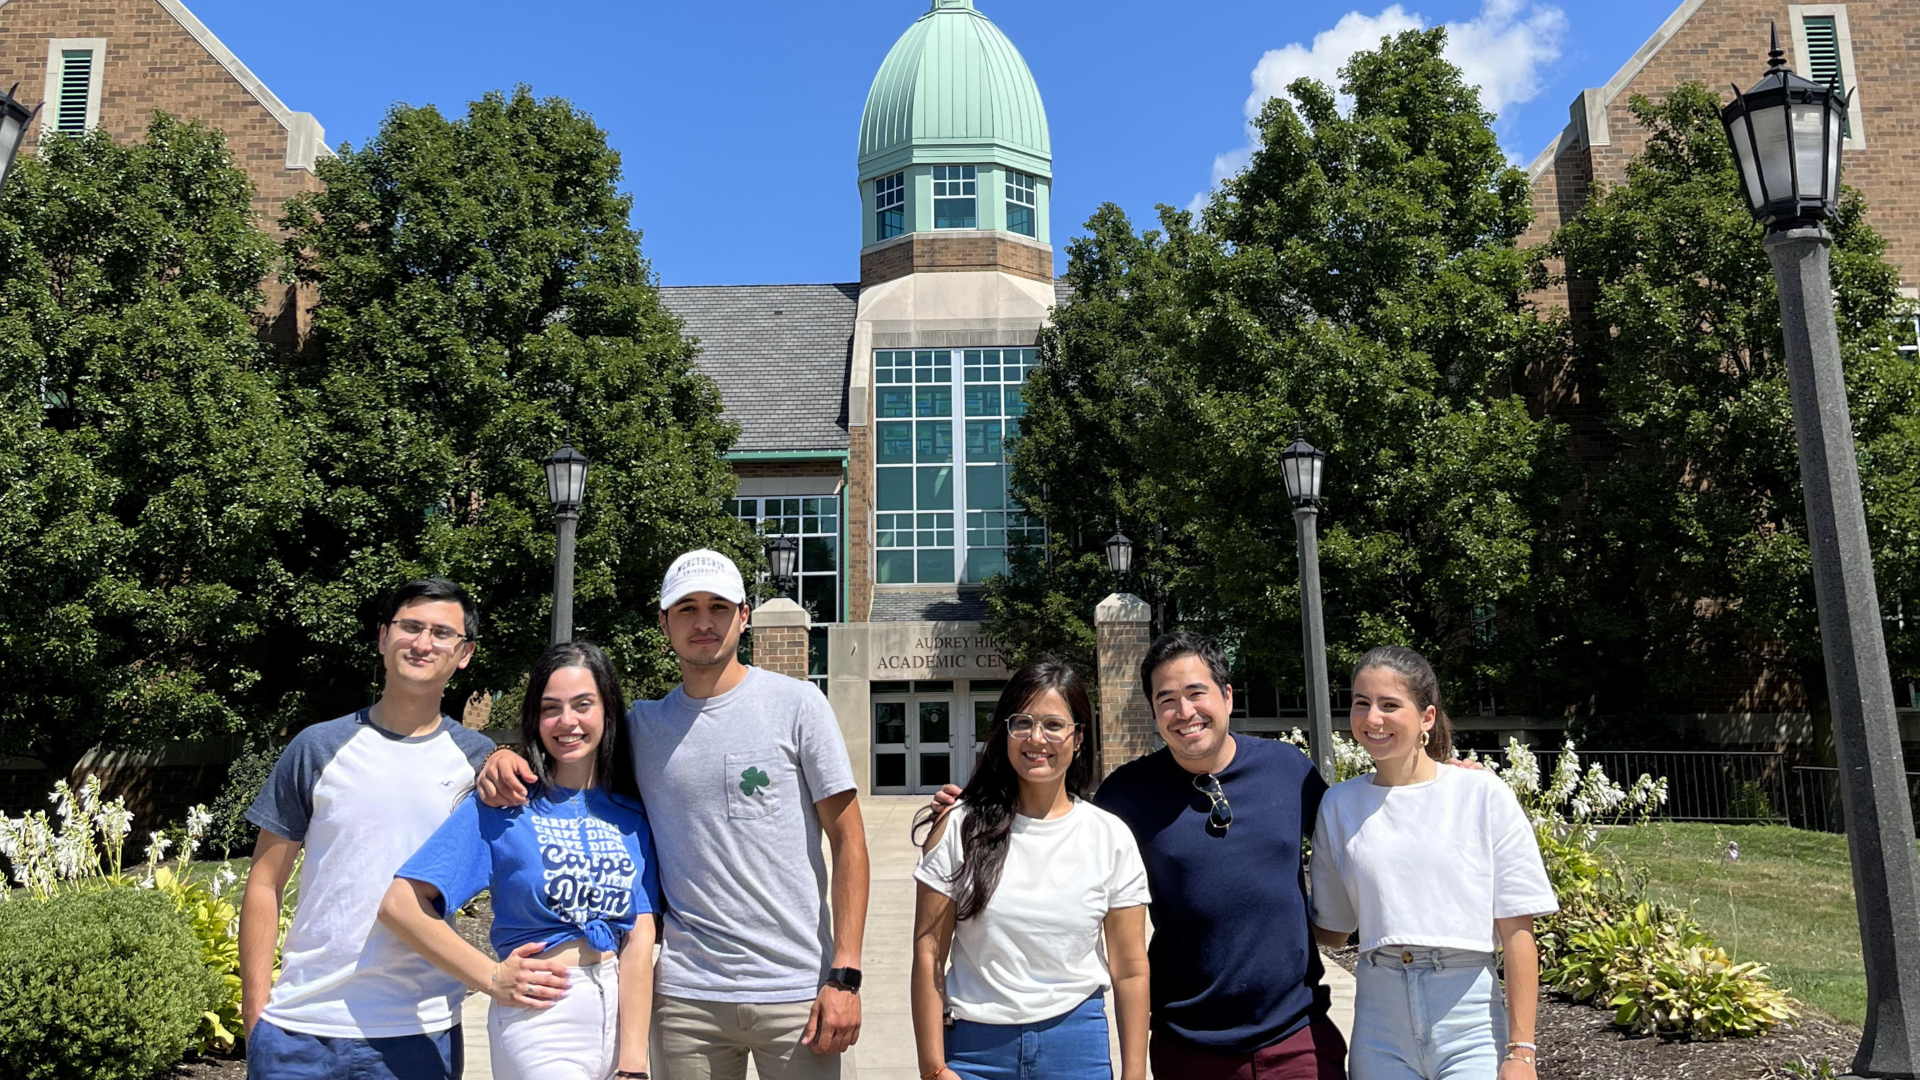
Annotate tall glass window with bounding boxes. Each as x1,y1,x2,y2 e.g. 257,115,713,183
1005,171,1037,237
875,351,956,583
875,172,905,240
933,165,977,229
728,496,841,623
873,348,1042,586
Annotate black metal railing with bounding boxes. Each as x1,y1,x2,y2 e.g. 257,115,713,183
1789,766,1920,835
1518,749,1794,824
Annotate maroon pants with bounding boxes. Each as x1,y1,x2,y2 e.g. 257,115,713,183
1149,1015,1348,1080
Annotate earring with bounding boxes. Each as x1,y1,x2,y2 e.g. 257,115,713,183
1420,731,1431,747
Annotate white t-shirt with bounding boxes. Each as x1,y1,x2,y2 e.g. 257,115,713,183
914,799,1150,1025
1310,766,1558,955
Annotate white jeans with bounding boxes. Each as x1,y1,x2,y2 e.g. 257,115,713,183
489,956,622,1080
1350,947,1507,1080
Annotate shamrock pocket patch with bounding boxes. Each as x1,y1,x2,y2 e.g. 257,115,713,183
739,767,771,796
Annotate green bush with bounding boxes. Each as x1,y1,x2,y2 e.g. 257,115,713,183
0,887,222,1079
205,741,279,858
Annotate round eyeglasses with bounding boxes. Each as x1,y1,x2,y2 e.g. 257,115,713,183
388,618,472,650
1007,713,1077,743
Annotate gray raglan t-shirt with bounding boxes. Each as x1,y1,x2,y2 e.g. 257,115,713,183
630,666,857,1003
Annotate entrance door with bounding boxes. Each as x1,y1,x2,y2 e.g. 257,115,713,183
872,694,963,794
915,700,953,790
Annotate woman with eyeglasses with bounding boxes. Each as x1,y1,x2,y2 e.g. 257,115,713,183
909,658,1150,1080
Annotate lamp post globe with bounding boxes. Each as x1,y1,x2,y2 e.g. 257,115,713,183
0,85,41,201
767,533,799,593
1724,28,1920,1078
543,443,590,645
1720,24,1848,231
1104,529,1133,588
1280,435,1327,508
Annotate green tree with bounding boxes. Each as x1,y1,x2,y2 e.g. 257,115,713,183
989,30,1568,707
1545,83,1920,715
0,117,315,775
281,87,751,714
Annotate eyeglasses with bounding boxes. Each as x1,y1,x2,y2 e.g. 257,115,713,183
388,618,471,649
1007,714,1077,743
1192,772,1232,832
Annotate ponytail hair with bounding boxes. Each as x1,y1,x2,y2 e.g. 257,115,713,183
1351,645,1453,761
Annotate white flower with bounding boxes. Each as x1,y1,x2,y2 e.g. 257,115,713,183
97,802,133,846
185,805,212,841
145,831,172,865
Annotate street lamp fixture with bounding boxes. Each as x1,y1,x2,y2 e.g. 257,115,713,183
767,533,798,594
1104,528,1133,590
542,443,590,644
0,84,40,201
1281,435,1327,508
1722,30,1920,1078
1282,433,1335,784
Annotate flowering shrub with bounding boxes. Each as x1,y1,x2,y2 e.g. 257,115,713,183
0,777,290,1056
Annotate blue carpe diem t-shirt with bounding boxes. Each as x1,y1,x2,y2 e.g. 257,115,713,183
398,783,662,958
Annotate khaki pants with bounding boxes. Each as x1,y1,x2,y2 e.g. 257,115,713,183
651,994,856,1080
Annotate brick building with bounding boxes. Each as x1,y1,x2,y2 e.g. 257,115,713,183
1,0,329,340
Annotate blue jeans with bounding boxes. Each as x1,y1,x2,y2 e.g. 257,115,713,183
246,1019,463,1080
1350,948,1506,1080
945,994,1112,1080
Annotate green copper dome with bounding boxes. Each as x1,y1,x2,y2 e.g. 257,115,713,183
858,0,1051,182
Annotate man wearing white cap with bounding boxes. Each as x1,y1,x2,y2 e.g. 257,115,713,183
479,549,869,1080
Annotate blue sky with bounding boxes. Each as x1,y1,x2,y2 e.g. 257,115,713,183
183,0,1703,285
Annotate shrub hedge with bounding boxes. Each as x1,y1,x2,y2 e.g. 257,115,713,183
0,887,222,1079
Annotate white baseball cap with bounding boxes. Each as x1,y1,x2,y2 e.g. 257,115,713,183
659,549,747,610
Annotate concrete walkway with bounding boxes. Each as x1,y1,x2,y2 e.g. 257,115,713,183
461,795,1355,1079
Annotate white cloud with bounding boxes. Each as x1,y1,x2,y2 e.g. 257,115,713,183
1188,0,1567,211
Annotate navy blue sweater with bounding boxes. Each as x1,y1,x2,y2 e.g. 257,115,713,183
1094,734,1331,1053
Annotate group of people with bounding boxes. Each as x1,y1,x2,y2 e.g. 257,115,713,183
237,545,1558,1080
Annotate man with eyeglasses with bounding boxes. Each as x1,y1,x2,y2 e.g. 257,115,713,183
239,578,501,1080
933,629,1343,1079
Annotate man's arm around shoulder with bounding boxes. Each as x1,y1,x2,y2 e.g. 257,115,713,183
239,827,302,1037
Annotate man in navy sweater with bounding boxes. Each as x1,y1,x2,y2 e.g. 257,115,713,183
935,629,1344,1079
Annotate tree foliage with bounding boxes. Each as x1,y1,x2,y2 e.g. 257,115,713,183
989,30,1568,704
0,117,313,773
281,87,752,712
1545,83,1920,709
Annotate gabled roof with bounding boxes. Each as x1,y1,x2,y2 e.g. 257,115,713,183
659,284,857,454
1526,0,1709,181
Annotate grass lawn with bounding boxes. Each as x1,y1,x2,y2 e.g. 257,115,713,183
1594,821,1888,1026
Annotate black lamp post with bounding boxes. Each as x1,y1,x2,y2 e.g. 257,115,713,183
1722,28,1920,1078
1281,435,1334,785
543,443,590,645
767,533,798,598
0,85,39,201
1104,527,1133,593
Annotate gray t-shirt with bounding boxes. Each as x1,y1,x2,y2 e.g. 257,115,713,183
631,665,857,1003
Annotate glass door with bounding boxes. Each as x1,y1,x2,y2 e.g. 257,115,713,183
873,699,909,793
873,694,964,794
916,700,953,790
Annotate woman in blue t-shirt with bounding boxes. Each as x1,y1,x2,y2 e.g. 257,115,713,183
379,641,662,1080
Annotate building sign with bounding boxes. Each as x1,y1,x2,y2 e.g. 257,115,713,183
859,622,1008,680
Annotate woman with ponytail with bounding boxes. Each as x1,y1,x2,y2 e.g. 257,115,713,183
909,658,1150,1080
1308,646,1557,1080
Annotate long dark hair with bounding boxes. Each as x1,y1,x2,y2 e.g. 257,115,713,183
1352,645,1453,762
519,641,640,801
911,658,1095,921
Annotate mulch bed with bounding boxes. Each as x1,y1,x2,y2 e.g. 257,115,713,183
173,896,497,1078
1323,946,1860,1079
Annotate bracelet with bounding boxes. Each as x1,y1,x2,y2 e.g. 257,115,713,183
920,1068,946,1080
615,1072,650,1079
1506,1040,1538,1051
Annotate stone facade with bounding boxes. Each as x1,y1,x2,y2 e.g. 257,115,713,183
1095,592,1155,779
861,230,1054,288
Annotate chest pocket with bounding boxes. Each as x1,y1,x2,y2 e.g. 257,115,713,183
725,747,787,821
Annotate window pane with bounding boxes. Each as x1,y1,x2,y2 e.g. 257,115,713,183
804,579,839,624
935,198,977,229
965,420,1003,462
917,465,954,508
877,468,914,511
920,701,951,743
1004,386,1025,417
879,389,912,418
1007,205,1034,237
877,421,913,464
917,549,955,583
875,753,907,787
803,536,837,572
875,702,906,744
877,550,916,584
916,420,953,463
964,386,1000,416
915,388,952,416
966,464,1006,509
966,548,1009,582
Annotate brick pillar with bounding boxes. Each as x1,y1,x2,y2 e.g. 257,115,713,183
750,597,812,682
1096,592,1154,780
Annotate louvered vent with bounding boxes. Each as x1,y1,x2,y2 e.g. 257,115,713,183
1802,16,1851,137
56,49,92,134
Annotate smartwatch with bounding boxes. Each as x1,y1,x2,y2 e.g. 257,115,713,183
825,966,863,993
